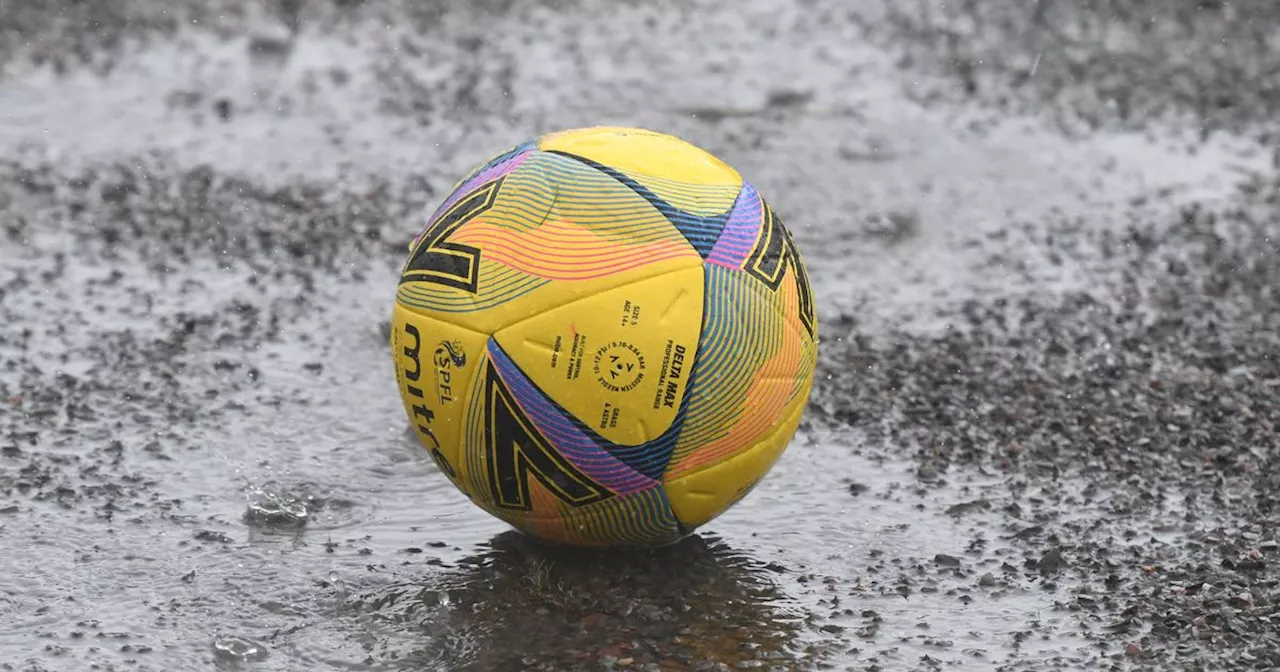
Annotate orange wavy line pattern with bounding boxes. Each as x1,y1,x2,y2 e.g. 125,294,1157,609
454,218,696,280
668,279,809,478
524,478,576,543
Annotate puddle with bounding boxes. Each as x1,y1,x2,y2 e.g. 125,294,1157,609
1,1,1275,671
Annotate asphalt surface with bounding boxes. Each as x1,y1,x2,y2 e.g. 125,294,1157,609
1,1,1278,671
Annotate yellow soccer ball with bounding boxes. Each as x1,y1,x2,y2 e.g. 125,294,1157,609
391,127,818,546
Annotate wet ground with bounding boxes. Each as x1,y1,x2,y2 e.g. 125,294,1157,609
1,1,1278,670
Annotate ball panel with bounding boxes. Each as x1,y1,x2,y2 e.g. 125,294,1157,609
415,141,536,249
451,218,686,279
665,261,816,480
663,377,811,529
490,264,704,447
560,486,682,546
483,340,657,497
513,476,584,543
492,151,692,250
545,148,743,258
505,485,683,547
458,350,618,515
537,126,742,193
461,345,491,501
397,149,703,334
397,259,551,318
389,302,490,491
706,188,817,341
463,336,688,487
706,181,764,269
457,341,684,546
622,171,741,219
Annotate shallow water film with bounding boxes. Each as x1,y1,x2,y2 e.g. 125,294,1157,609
2,1,1278,671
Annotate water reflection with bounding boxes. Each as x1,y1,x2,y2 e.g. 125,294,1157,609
352,531,815,671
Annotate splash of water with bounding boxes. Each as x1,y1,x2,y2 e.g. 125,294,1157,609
243,481,309,528
212,635,268,662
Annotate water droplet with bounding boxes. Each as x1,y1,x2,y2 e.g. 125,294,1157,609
328,570,347,599
212,635,268,662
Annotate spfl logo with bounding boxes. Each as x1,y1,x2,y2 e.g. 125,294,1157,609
433,341,466,404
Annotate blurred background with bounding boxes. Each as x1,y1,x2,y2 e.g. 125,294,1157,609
1,1,1277,670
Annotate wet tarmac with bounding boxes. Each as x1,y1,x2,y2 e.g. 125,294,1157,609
1,1,1277,670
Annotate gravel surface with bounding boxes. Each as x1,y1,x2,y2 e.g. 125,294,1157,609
1,1,1277,671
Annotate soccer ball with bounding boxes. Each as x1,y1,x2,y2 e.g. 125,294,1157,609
390,127,818,547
